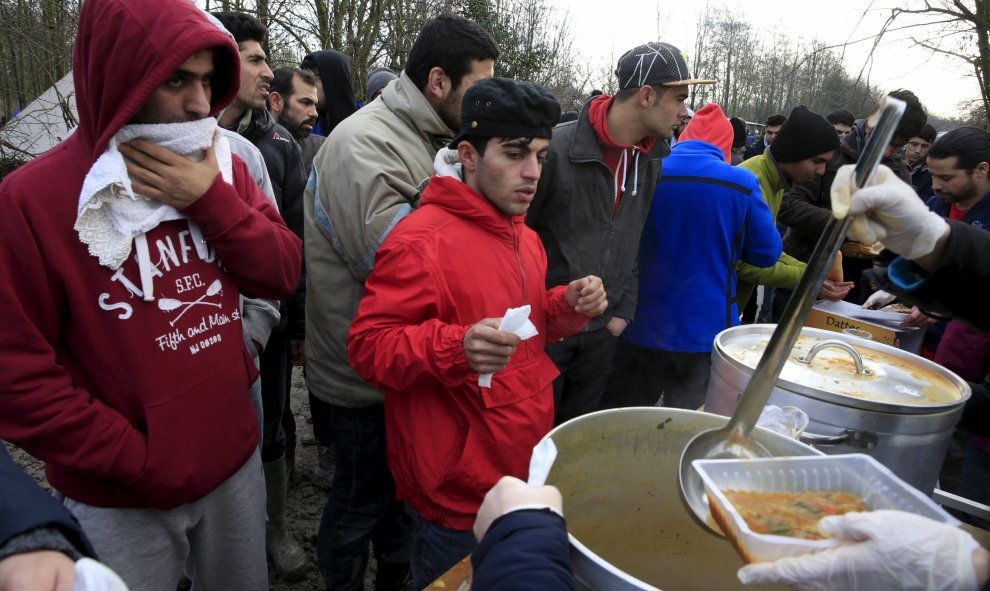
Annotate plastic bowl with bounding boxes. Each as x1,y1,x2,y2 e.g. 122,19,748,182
693,453,959,563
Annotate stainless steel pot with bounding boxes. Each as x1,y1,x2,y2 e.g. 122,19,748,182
705,325,971,494
543,407,821,591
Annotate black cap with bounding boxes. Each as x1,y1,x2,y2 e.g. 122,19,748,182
451,78,561,147
770,105,840,163
615,42,717,89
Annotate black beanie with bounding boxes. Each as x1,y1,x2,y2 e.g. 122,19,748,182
730,117,747,149
769,105,839,163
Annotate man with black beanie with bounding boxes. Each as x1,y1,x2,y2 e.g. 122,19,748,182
779,89,928,306
347,77,607,588
736,105,854,317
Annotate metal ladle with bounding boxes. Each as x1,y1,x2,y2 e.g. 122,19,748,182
678,97,908,534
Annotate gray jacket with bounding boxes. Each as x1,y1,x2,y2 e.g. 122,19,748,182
526,101,667,329
304,71,453,407
223,128,280,366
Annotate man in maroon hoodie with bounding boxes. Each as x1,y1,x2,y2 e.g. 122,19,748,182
526,42,715,422
0,1,301,589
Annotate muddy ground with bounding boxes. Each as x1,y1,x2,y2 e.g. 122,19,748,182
8,367,377,591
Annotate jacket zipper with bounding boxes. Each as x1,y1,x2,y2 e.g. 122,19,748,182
572,157,620,279
510,219,533,360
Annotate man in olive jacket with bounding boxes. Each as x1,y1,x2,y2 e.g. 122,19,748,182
737,106,853,315
526,42,714,421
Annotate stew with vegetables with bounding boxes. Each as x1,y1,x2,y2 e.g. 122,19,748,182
723,491,868,540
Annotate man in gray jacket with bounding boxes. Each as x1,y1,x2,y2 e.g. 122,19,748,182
526,42,714,422
304,14,498,591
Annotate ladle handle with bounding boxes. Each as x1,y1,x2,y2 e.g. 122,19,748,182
727,97,907,436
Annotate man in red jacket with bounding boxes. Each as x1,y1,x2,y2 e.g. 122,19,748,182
347,77,607,588
0,1,301,589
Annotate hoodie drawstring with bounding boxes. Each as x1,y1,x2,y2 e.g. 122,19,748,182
135,233,155,302
616,148,628,205
133,221,211,302
614,149,642,215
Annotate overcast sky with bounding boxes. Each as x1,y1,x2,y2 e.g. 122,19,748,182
550,0,978,119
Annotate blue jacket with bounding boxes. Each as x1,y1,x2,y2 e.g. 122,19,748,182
926,191,990,230
0,445,95,559
471,509,574,591
622,140,781,352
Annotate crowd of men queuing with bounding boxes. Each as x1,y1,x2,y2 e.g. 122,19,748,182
2,0,990,590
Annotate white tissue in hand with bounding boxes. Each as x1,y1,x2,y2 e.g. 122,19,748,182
478,305,539,387
756,405,809,439
74,557,129,591
528,438,557,487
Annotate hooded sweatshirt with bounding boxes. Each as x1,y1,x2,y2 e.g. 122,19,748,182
301,50,359,136
586,95,656,214
348,174,589,529
0,0,301,510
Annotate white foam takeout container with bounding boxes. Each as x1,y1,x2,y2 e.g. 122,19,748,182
693,453,959,563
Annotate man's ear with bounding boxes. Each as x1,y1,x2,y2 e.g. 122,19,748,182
268,91,284,115
974,161,990,180
458,141,479,174
425,66,449,101
636,85,655,108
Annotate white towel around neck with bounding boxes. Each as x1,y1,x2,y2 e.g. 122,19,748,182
75,118,233,271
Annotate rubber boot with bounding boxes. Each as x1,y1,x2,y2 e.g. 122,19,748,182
263,456,307,580
284,437,297,483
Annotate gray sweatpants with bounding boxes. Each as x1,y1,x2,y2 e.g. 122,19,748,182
63,451,267,591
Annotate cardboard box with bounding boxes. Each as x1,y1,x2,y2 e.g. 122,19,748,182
804,300,924,353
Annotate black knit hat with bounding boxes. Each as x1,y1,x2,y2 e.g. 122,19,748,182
451,78,561,147
615,42,717,89
730,117,748,149
769,105,840,163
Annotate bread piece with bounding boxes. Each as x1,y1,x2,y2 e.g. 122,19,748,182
827,251,844,283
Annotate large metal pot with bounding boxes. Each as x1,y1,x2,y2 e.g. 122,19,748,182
543,407,821,591
705,324,971,495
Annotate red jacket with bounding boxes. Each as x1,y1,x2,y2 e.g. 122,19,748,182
348,174,589,529
0,0,301,509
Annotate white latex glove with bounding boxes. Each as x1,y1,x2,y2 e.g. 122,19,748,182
831,164,949,261
433,147,462,178
473,476,563,542
863,289,896,310
737,510,980,591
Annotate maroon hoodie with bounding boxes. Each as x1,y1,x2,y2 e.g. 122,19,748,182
0,0,301,509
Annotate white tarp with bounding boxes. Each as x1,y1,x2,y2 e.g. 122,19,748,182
0,71,77,159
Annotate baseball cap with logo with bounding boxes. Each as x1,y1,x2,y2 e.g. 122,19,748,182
615,42,717,89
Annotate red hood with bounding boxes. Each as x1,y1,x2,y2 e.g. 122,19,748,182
586,94,656,154
419,174,524,237
72,0,240,160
